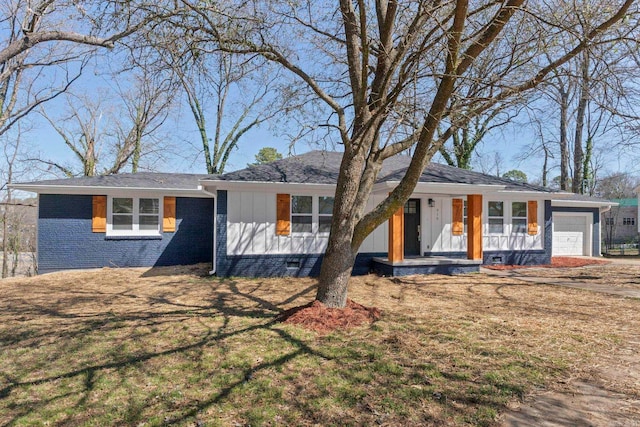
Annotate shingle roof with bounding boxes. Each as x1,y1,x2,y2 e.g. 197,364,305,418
18,172,210,190
211,150,554,192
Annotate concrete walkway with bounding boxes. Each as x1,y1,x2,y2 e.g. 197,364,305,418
482,257,640,299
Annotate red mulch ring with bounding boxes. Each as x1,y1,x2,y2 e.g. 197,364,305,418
276,299,382,334
484,256,610,270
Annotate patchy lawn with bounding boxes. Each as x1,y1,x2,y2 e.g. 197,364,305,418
1,264,639,426
484,256,610,270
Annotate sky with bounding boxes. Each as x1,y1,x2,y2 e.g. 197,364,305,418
5,40,640,188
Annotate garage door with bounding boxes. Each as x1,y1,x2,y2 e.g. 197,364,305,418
553,214,589,256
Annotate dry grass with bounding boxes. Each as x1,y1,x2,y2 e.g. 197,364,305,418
503,264,640,290
1,264,639,426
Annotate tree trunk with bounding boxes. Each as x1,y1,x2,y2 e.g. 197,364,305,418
316,238,356,308
559,88,570,191
572,51,589,194
316,148,370,308
542,144,549,187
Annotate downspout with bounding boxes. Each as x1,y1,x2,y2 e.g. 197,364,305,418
200,187,217,275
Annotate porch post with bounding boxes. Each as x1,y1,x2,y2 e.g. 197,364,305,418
388,206,404,262
467,194,483,261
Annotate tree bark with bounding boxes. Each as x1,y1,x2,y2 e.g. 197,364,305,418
572,50,589,194
316,148,369,308
559,87,570,191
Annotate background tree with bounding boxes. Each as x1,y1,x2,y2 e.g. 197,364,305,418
139,27,291,174
523,4,640,193
0,125,36,277
36,72,174,177
0,0,177,139
251,147,283,166
181,0,638,308
502,170,528,183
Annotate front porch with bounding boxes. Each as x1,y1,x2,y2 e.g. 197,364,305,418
372,256,482,276
381,194,485,276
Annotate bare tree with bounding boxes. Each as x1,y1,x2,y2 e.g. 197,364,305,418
526,3,640,194
0,1,180,139
0,125,35,277
146,38,291,174
37,72,174,177
178,0,637,307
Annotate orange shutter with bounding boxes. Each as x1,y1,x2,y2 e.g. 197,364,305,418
527,200,538,235
452,198,463,235
276,194,290,235
163,197,176,232
92,196,107,233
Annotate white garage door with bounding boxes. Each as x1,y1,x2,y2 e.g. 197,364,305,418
553,214,589,256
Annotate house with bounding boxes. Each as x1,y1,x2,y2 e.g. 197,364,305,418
12,151,613,276
601,198,639,248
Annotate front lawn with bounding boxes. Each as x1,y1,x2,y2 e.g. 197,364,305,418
1,265,638,426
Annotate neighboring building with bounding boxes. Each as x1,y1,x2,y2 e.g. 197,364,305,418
601,198,638,247
12,151,614,277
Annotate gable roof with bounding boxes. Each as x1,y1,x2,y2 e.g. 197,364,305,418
207,150,553,193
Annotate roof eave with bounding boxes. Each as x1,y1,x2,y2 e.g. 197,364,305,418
10,183,210,197
200,180,337,192
551,199,618,208
372,181,507,195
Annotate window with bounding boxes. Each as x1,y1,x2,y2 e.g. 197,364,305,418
404,200,418,214
463,200,468,234
488,201,504,234
605,217,614,226
512,202,527,233
291,195,313,233
108,196,161,236
623,217,635,226
318,196,334,233
290,195,335,234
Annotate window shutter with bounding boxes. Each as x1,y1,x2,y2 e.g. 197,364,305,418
527,200,538,235
92,196,107,233
276,194,291,235
163,197,176,232
452,198,463,235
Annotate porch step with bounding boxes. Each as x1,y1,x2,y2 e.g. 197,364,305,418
372,256,481,277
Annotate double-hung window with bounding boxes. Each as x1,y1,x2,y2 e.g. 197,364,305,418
290,195,334,234
108,196,161,236
318,196,334,233
511,202,527,233
488,201,504,234
291,195,313,233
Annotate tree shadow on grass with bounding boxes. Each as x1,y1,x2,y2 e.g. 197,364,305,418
0,271,324,426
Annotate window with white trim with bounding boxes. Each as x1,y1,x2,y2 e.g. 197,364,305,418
290,195,335,234
291,195,313,233
108,196,161,236
488,201,504,234
511,202,527,233
318,196,334,233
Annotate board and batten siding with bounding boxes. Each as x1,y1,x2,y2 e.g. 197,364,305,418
226,191,545,256
226,191,388,255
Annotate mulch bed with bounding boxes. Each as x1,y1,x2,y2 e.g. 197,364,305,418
277,299,381,334
484,256,610,270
